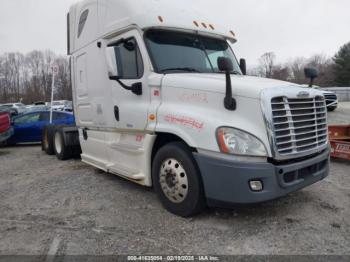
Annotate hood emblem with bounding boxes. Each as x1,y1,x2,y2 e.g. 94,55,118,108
297,91,310,98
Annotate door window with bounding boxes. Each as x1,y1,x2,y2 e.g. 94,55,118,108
53,112,68,120
14,113,40,124
113,38,144,79
39,112,50,122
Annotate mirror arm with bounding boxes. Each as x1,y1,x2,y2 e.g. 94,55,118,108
309,77,314,88
224,72,236,111
107,38,125,47
109,76,130,90
109,76,143,96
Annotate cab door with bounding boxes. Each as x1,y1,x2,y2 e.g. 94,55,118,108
104,30,154,182
106,29,151,131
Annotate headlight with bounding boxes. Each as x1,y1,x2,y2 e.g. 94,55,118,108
216,127,267,157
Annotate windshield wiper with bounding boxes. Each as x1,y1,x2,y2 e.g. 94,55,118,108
160,67,201,74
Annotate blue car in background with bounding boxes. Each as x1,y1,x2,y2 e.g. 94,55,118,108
7,111,75,144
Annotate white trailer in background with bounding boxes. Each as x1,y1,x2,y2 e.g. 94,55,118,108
44,0,330,216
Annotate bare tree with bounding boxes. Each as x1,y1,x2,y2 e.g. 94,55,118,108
271,65,291,81
306,54,335,87
0,50,71,104
258,52,276,78
288,57,307,84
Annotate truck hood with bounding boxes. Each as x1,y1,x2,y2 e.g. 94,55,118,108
162,73,301,99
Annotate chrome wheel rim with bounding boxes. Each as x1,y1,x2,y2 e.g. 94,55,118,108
159,158,188,203
54,133,62,154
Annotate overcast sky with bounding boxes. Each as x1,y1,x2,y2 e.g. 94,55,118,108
0,0,349,65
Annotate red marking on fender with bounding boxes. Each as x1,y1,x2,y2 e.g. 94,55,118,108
164,115,204,131
179,93,208,103
154,90,160,97
136,135,143,142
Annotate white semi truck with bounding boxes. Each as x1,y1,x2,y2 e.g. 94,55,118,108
43,0,330,217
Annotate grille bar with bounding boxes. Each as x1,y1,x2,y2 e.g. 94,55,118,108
273,117,327,125
275,128,328,139
271,96,328,156
274,123,327,132
278,138,328,152
273,111,326,118
272,106,325,112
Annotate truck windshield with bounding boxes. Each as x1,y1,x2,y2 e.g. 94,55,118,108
145,30,242,74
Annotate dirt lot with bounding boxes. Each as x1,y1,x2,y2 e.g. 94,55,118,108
0,103,349,256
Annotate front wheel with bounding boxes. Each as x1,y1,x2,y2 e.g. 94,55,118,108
152,142,206,217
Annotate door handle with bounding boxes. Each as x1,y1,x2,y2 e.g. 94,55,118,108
82,128,88,140
114,106,120,121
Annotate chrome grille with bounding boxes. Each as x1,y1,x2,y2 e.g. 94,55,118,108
271,96,328,156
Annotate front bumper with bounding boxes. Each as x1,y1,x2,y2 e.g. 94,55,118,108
0,128,13,143
194,149,330,207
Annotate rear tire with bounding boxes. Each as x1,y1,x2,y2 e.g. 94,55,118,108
152,142,206,217
42,125,55,155
53,128,72,160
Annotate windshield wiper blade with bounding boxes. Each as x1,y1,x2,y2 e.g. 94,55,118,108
160,67,201,73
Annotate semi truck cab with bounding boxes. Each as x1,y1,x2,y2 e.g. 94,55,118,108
66,0,330,216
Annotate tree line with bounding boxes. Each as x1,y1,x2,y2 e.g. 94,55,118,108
0,50,71,104
0,42,349,104
251,42,350,87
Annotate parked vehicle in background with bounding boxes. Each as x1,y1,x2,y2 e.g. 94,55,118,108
25,105,50,113
0,112,13,143
322,91,338,111
0,106,18,117
303,68,338,111
6,111,75,144
33,101,46,106
0,103,27,114
51,100,73,112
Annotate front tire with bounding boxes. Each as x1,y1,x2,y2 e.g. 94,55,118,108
152,142,206,217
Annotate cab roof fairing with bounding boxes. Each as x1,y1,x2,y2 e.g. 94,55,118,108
68,0,237,54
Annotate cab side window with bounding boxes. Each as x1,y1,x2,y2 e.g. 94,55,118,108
114,38,144,79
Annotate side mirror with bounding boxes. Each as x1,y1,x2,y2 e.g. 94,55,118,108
218,57,236,111
304,68,318,87
218,57,234,72
106,46,142,96
240,58,247,75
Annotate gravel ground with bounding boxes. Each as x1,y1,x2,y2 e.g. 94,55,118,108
0,103,349,256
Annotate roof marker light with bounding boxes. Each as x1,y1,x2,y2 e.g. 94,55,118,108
230,30,236,37
158,16,164,23
193,21,199,27
209,24,215,30
201,22,207,29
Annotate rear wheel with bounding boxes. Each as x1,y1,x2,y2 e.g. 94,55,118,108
53,128,72,160
152,142,206,217
42,125,55,155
